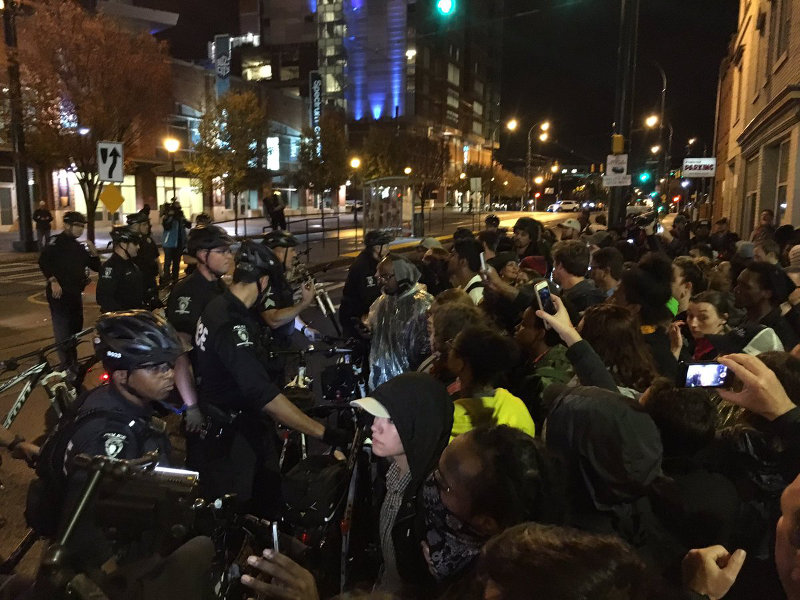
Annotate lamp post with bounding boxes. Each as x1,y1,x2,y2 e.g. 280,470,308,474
526,121,551,205
488,118,518,212
349,157,362,242
687,137,708,210
163,137,180,202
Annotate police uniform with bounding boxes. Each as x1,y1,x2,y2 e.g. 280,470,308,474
338,249,381,338
134,233,161,306
194,289,284,517
38,232,101,368
96,252,145,313
59,383,171,570
166,270,226,345
253,275,296,386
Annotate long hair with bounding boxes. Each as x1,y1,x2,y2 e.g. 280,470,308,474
580,304,657,392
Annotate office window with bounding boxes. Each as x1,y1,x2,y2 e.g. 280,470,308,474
447,63,460,86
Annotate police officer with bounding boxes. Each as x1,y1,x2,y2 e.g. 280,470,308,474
338,229,391,339
166,225,233,435
55,311,189,569
96,225,145,313
257,230,317,385
194,241,347,517
38,211,101,371
127,210,161,307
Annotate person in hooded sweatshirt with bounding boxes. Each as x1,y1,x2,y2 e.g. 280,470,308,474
350,373,454,598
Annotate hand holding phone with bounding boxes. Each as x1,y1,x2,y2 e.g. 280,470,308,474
679,362,730,388
479,251,487,272
534,281,557,316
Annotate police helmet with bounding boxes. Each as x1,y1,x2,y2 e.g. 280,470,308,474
125,211,150,226
235,240,282,282
364,229,393,247
110,225,142,245
485,214,500,228
262,230,298,249
63,211,87,225
94,310,189,372
186,225,234,257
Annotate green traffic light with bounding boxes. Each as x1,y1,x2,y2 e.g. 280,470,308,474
639,172,651,183
437,0,455,15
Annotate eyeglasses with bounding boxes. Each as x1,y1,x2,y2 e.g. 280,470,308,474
138,362,174,375
376,272,395,281
209,247,233,255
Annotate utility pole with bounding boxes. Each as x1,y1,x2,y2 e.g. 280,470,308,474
3,0,35,251
608,0,640,230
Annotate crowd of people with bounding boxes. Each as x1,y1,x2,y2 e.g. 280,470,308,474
4,204,800,600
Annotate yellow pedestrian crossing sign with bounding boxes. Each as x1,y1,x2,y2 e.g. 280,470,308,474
99,184,124,213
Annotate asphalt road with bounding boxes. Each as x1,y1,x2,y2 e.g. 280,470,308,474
0,208,574,574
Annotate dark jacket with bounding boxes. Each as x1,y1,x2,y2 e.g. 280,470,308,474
339,249,381,328
760,307,800,351
96,252,145,313
371,374,454,597
38,232,101,296
561,278,606,323
643,326,679,381
33,208,53,230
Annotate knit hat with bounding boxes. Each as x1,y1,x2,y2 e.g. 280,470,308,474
520,256,548,277
488,252,518,272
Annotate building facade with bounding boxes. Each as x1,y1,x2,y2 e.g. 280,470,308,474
714,0,799,238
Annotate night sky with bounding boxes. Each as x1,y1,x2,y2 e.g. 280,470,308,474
161,0,739,171
498,0,740,169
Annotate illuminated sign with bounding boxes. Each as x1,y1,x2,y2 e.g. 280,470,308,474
267,137,280,171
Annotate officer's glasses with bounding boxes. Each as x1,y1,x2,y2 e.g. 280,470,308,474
139,362,174,375
210,247,233,255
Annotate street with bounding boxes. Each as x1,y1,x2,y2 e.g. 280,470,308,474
0,209,572,573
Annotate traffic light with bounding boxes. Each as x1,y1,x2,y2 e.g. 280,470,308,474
436,0,455,15
638,171,652,183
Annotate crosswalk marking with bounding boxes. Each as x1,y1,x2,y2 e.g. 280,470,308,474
0,262,43,287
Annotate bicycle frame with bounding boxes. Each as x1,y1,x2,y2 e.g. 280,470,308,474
1,361,54,428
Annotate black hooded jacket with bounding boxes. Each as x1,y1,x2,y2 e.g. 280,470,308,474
371,373,454,596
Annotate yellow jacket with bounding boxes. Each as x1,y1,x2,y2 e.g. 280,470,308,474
451,387,536,441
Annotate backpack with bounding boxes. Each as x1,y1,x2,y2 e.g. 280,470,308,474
25,408,139,537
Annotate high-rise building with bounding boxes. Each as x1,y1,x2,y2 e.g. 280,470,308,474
239,0,504,167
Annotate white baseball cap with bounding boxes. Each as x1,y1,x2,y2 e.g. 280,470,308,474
349,397,391,419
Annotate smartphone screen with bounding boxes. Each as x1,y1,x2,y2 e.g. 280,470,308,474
681,362,729,388
536,284,557,316
479,251,487,271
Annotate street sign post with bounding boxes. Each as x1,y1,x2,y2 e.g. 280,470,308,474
97,141,124,183
603,173,632,187
606,154,628,175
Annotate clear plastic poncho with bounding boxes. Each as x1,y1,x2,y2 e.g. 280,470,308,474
367,283,433,391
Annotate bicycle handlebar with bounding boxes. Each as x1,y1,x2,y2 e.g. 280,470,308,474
0,327,95,371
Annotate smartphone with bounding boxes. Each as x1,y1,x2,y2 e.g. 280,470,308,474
679,361,730,388
479,251,487,271
534,281,557,316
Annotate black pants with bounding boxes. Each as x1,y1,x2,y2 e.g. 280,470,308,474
162,248,181,283
270,210,287,231
47,290,83,370
36,228,50,251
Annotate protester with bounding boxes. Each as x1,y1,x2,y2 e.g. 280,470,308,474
710,217,739,260
448,238,485,304
734,261,798,351
555,217,581,241
750,208,776,242
589,246,624,297
754,238,781,265
423,301,486,391
367,254,433,389
446,326,535,438
32,201,53,250
551,239,605,321
351,373,454,597
669,290,730,360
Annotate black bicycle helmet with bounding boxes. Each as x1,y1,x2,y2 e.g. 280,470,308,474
195,213,212,226
263,230,298,249
485,214,500,228
364,229,393,247
63,211,87,225
125,211,150,226
94,310,189,372
186,225,234,257
235,240,282,282
110,225,142,245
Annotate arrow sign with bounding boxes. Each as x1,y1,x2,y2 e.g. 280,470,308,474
97,141,124,183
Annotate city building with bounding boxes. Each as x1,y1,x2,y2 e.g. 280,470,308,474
238,0,505,203
713,0,798,237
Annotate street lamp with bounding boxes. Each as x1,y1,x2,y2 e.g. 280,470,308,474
163,137,180,201
459,172,466,180
506,118,519,132
534,176,544,185
645,114,659,128
526,120,552,201
550,164,559,173
350,156,362,169
404,166,412,175
650,145,661,154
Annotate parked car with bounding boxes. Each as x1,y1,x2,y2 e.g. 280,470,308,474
581,200,604,210
546,200,581,212
344,199,364,213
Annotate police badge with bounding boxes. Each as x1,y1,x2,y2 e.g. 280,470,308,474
176,296,191,315
234,325,253,347
103,433,126,458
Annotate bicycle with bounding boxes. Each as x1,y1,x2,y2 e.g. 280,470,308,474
0,328,97,430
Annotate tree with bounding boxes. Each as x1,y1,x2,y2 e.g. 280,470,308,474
18,0,172,241
295,109,348,208
185,90,270,226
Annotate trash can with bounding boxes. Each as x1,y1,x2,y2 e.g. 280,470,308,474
412,212,425,238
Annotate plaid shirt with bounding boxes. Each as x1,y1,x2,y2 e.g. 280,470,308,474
377,461,412,593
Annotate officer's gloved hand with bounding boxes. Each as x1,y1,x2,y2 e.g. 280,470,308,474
184,405,204,433
322,427,352,449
